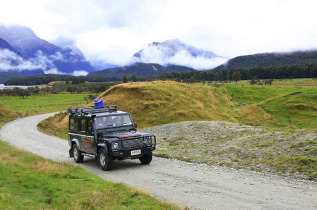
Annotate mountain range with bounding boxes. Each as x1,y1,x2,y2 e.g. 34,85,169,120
0,25,94,76
2,24,317,84
89,63,195,78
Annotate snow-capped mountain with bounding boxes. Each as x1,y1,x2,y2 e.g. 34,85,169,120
132,39,226,70
0,25,94,75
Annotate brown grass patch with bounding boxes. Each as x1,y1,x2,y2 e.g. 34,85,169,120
235,105,274,126
0,152,20,164
31,161,66,173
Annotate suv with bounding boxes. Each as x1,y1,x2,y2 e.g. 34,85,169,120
68,104,156,171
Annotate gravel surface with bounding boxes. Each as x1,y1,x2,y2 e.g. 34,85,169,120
142,121,317,179
1,113,317,209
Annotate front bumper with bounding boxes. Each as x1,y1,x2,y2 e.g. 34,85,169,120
111,146,155,159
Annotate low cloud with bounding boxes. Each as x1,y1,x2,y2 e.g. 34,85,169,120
134,46,228,70
72,70,88,76
43,68,65,74
0,49,42,71
0,48,72,74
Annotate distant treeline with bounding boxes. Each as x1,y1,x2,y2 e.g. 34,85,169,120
159,63,317,81
4,74,122,86
0,82,118,97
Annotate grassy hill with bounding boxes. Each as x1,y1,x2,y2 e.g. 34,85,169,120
99,81,234,128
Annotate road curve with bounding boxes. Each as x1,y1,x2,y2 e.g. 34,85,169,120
1,113,317,210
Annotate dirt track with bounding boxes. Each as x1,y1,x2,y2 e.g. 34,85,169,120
1,113,317,209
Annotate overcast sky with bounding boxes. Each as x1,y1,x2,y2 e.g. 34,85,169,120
1,0,317,66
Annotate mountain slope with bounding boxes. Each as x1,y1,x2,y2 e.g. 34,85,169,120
89,63,196,78
215,50,317,69
0,25,94,74
132,39,226,70
0,38,21,55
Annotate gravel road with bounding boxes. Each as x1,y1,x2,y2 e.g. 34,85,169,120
1,113,317,210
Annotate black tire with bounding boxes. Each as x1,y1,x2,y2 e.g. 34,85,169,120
98,148,113,171
72,143,84,163
139,152,152,164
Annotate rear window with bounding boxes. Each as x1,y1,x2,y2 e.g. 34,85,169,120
69,118,79,130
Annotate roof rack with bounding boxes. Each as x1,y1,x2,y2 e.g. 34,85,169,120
68,105,118,116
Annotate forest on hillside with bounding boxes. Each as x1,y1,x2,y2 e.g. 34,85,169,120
4,74,122,86
160,63,317,82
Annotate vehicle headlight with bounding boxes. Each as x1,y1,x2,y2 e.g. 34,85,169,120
145,136,152,146
111,141,121,150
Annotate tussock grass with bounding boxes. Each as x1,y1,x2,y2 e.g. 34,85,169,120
38,112,69,140
99,81,234,128
0,140,178,209
0,102,19,127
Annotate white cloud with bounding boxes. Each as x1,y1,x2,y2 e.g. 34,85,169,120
0,49,42,71
0,48,66,74
44,68,65,74
72,70,88,76
1,0,317,66
135,47,227,70
168,51,227,70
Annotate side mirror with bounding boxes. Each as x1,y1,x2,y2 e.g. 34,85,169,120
134,122,138,129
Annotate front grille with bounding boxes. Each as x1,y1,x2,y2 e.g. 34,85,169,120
122,137,144,149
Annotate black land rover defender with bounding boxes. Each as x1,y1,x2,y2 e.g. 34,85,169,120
68,102,156,171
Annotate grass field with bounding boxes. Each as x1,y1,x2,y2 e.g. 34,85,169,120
0,141,177,209
0,92,178,209
0,93,88,114
224,81,317,129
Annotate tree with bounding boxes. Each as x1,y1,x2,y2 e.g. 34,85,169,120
122,75,128,83
232,71,241,84
131,74,137,82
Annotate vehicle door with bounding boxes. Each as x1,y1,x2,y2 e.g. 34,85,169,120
79,118,95,154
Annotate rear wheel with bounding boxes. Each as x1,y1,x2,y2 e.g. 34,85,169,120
139,152,152,164
98,148,113,171
72,143,84,163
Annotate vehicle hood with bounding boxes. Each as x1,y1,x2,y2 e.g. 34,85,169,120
102,131,145,139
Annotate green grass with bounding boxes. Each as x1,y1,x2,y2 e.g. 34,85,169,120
0,92,178,209
0,93,88,114
224,80,317,130
0,140,178,209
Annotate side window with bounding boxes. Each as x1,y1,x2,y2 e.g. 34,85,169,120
88,119,93,133
80,119,87,132
122,115,132,125
69,118,78,130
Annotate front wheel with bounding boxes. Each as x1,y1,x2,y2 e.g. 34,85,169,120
72,143,84,163
98,148,113,171
139,152,152,164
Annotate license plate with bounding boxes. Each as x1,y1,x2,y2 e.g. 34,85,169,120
131,149,141,156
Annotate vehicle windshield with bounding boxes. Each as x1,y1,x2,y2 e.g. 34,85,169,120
95,114,133,129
